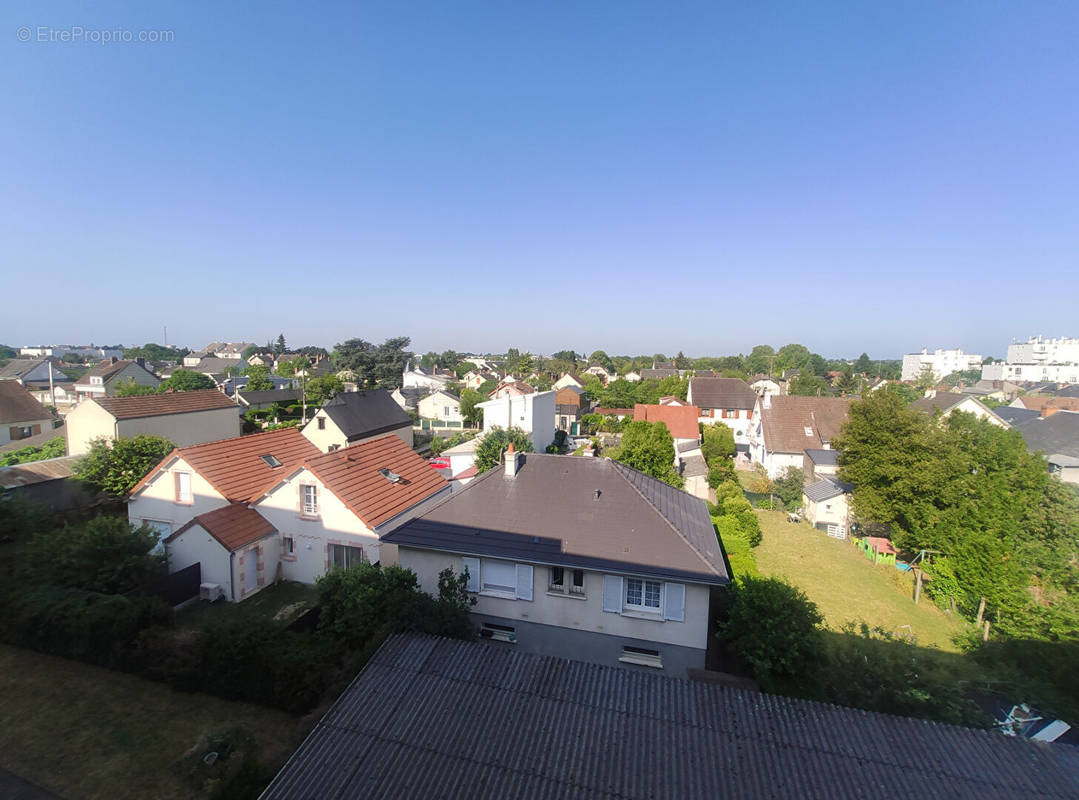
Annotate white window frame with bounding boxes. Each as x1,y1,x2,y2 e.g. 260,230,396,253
624,577,662,613
282,535,296,559
328,543,364,569
465,557,533,601
175,471,192,504
301,484,318,517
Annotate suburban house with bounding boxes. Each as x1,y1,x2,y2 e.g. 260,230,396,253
0,381,55,447
489,378,535,399
749,395,850,478
750,376,783,397
73,358,161,402
416,389,464,429
633,403,701,451
623,370,642,382
477,390,556,453
142,430,449,601
1005,408,1079,485
802,477,854,538
301,389,414,452
182,342,254,366
384,451,730,675
803,447,839,480
439,436,482,478
640,367,679,379
389,386,421,412
260,633,1079,800
584,363,613,383
127,427,319,546
687,377,758,445
65,390,241,456
555,385,588,434
552,372,584,390
184,357,244,383
461,370,498,390
27,381,78,411
235,388,301,411
0,357,69,391
402,361,453,392
910,391,1008,427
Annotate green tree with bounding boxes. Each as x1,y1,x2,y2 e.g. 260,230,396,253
673,350,691,369
332,338,375,382
306,374,343,408
610,420,682,488
701,424,735,462
23,516,166,594
158,369,216,392
788,373,830,396
589,350,614,372
941,369,982,387
74,434,174,496
716,576,824,689
112,378,158,397
274,333,286,356
460,388,484,426
853,352,874,374
834,368,861,396
371,336,412,387
243,364,274,392
745,345,776,375
0,437,66,466
473,427,534,473
776,343,811,372
773,466,805,510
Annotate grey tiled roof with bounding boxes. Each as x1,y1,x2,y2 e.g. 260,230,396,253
384,454,728,585
994,406,1039,426
1011,411,1079,459
804,448,839,466
319,389,412,441
261,633,1079,800
803,477,852,503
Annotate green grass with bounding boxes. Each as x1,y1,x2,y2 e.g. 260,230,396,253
752,510,966,651
0,644,303,800
175,581,318,631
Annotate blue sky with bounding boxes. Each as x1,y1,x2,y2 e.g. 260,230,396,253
2,1,1077,359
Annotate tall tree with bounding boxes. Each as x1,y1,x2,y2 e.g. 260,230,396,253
776,343,811,372
459,388,484,426
853,352,874,374
589,350,614,371
243,364,274,391
74,435,175,496
474,427,534,473
745,345,776,375
306,374,343,407
611,420,683,488
158,369,216,392
113,378,158,396
274,333,287,355
332,338,375,381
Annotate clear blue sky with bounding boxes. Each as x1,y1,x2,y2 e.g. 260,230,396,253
3,1,1077,360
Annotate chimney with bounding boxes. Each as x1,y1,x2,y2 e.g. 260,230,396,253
505,442,522,478
1041,406,1060,419
136,357,146,368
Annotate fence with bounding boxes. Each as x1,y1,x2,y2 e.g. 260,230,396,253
142,562,201,607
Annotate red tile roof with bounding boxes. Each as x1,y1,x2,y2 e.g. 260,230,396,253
166,503,276,551
760,396,850,454
129,427,320,502
633,403,701,440
300,435,449,529
1017,396,1079,413
94,390,235,420
594,407,633,416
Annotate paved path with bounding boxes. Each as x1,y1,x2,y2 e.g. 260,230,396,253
0,766,60,799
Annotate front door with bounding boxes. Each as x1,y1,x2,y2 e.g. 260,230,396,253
244,549,258,596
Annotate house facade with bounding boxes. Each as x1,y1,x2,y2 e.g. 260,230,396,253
65,390,240,456
0,382,55,446
802,477,853,538
748,395,850,478
301,389,414,452
384,452,729,676
477,390,555,453
402,362,453,392
417,389,463,428
74,358,161,401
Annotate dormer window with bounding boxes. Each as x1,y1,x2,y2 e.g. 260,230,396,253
804,426,814,436
91,376,103,384
260,454,282,468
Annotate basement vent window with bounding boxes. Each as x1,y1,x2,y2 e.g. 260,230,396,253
379,468,402,483
260,454,282,468
620,646,663,669
480,622,516,643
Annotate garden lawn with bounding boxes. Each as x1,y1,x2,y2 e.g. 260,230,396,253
175,580,318,630
752,510,965,651
0,645,302,800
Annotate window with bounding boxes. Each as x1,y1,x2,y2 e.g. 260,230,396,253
463,557,533,601
480,622,516,643
804,426,814,436
91,376,103,384
175,471,192,504
301,484,318,516
548,566,564,591
481,559,517,597
317,416,326,430
548,566,585,597
620,645,663,668
624,578,662,611
571,569,585,594
282,535,296,558
329,543,364,569
260,454,282,468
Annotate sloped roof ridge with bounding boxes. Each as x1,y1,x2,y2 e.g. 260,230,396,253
609,459,724,579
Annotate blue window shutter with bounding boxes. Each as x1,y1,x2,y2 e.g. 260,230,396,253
663,582,686,622
602,575,622,613
515,564,533,601
462,557,480,593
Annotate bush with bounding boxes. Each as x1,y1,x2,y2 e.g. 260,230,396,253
707,460,735,488
711,481,762,546
716,575,824,689
773,466,805,510
0,585,172,667
74,434,175,496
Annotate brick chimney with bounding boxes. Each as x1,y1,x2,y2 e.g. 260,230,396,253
504,442,522,478
1041,406,1060,419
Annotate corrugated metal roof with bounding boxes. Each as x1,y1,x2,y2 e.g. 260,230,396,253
261,633,1079,800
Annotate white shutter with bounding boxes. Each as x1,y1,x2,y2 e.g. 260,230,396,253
663,582,686,622
515,564,533,601
462,557,480,593
602,575,622,613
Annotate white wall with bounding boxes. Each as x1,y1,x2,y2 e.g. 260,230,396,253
804,492,850,529
398,547,712,651
982,361,1079,384
64,399,116,455
1006,336,1079,365
301,412,413,452
166,524,233,597
418,392,463,424
127,455,228,533
902,349,982,382
479,390,555,453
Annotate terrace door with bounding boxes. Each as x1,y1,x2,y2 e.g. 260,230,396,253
244,550,258,596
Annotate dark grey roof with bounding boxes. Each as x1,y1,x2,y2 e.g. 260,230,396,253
803,477,853,503
237,389,301,406
910,392,967,413
1011,411,1079,459
262,633,1079,800
994,406,1040,426
804,448,839,466
688,377,757,410
640,368,679,380
0,358,67,380
384,453,728,585
393,387,422,409
1056,385,1079,398
320,389,412,442
190,356,243,375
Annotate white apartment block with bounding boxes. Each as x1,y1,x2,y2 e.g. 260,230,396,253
982,336,1079,384
901,348,982,382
